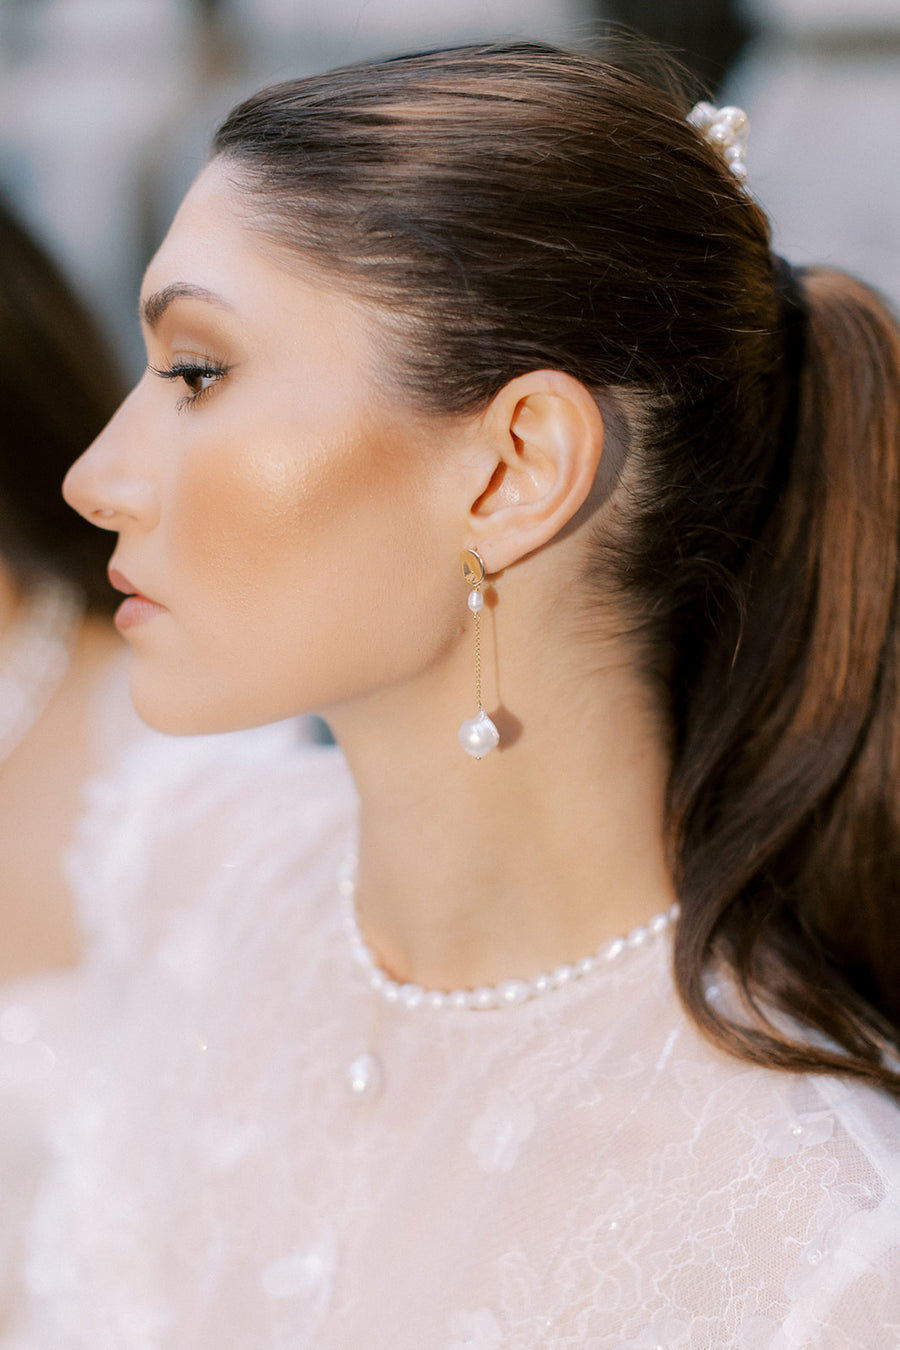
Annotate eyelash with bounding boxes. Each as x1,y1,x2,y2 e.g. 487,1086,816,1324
149,360,229,411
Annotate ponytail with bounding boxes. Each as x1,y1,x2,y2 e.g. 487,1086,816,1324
672,268,900,1096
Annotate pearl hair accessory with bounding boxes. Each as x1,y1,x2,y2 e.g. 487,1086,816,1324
338,855,680,1014
687,102,750,182
457,548,500,759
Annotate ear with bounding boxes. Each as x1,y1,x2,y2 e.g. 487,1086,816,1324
464,370,605,573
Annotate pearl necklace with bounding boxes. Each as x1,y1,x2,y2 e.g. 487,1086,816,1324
338,856,679,1014
0,578,83,767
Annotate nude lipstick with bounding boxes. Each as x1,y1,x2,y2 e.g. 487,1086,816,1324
108,567,166,631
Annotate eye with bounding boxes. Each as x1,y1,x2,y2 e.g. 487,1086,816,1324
148,360,229,410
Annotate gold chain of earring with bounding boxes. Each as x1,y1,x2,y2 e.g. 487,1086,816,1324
458,549,500,759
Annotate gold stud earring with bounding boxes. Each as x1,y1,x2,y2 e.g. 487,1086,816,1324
458,549,500,759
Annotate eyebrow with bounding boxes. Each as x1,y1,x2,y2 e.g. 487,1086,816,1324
140,282,233,329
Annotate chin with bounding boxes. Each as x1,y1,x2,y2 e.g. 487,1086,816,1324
128,671,280,738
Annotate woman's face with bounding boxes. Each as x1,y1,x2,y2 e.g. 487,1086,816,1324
64,161,471,734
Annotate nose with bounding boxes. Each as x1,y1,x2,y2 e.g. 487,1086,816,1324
63,383,160,531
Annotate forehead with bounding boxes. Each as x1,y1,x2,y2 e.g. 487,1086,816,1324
143,161,251,292
140,161,375,361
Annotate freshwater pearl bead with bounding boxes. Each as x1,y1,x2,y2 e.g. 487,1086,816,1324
398,984,426,1009
467,589,484,613
496,979,530,1006
458,710,500,758
719,106,747,133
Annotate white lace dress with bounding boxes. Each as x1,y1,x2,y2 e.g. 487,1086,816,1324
22,743,900,1349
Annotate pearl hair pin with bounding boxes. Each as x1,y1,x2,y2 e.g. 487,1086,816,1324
687,102,750,182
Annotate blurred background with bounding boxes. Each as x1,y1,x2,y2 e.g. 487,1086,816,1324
0,0,898,378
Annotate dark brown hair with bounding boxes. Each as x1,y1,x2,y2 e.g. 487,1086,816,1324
214,42,900,1096
0,197,124,612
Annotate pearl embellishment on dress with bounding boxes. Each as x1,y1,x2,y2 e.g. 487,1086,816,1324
347,1052,383,1100
338,857,678,1013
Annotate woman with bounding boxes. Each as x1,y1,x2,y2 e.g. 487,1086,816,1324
0,198,128,979
0,198,132,1346
37,42,900,1347
0,200,305,1348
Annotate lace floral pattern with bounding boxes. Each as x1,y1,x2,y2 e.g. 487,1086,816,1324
22,744,900,1348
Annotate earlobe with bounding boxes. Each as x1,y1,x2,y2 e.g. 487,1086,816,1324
467,370,605,573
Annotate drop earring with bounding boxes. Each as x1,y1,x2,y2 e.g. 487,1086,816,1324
457,549,500,759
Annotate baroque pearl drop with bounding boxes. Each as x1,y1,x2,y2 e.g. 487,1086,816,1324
458,709,500,759
467,589,484,613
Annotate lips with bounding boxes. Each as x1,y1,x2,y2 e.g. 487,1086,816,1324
108,566,166,631
109,567,155,605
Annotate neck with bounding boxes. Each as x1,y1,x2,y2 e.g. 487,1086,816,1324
327,628,676,992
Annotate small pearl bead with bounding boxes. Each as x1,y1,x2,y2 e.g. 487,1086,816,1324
551,964,574,988
496,979,530,1006
470,987,497,1010
719,106,748,134
467,589,484,613
399,984,426,1009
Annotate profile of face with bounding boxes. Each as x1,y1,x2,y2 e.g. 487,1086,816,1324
64,162,477,735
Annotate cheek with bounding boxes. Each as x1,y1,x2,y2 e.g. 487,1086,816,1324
165,410,438,650
169,425,360,614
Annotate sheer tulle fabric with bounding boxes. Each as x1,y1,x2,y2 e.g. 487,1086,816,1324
0,658,146,1350
24,742,900,1348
